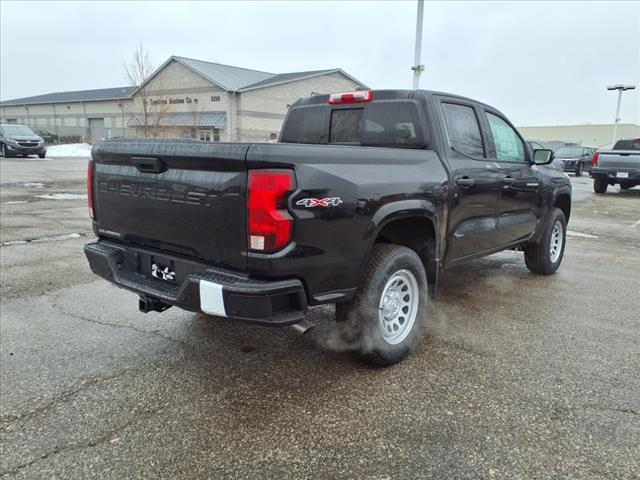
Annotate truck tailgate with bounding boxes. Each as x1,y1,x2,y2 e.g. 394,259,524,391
597,151,640,170
91,139,249,270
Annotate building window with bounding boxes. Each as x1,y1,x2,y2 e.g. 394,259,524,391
199,128,213,142
213,128,220,142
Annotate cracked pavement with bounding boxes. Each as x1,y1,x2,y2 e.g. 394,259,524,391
1,156,639,479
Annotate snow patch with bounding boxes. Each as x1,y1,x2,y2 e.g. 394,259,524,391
36,193,87,200
20,182,46,188
4,200,28,204
45,143,92,158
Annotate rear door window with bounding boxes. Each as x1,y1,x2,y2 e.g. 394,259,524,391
442,103,485,157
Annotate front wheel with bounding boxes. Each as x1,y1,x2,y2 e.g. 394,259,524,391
38,151,46,159
0,143,9,158
524,208,567,275
335,244,428,366
593,176,608,194
575,163,583,177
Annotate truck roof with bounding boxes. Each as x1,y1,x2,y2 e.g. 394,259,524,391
292,89,497,110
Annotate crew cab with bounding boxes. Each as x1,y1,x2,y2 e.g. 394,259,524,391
84,90,571,366
591,138,640,193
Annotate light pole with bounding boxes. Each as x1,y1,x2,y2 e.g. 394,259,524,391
607,84,636,146
411,0,425,89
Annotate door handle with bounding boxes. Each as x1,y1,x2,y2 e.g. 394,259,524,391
501,176,515,184
456,177,475,188
131,156,166,174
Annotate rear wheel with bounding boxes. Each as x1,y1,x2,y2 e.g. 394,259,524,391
335,244,428,366
524,207,566,275
593,176,608,194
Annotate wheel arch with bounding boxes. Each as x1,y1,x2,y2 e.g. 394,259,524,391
554,192,571,223
364,200,441,292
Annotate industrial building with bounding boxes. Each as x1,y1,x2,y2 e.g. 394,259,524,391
2,58,637,148
0,56,366,143
519,123,640,149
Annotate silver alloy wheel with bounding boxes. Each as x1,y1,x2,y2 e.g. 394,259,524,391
549,220,563,263
378,269,419,345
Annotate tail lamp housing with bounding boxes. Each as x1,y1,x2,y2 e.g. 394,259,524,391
247,170,296,252
592,151,599,167
87,160,95,219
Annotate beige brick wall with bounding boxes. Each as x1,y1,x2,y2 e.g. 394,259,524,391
131,59,233,140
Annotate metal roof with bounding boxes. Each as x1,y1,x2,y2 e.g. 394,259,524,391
0,86,135,106
174,56,274,92
239,69,339,91
127,111,226,128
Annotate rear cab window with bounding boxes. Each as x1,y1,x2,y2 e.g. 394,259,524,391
281,99,426,149
613,139,640,150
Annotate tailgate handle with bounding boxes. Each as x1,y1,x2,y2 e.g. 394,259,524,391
132,156,166,173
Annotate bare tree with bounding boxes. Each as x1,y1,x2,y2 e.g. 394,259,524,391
124,44,171,137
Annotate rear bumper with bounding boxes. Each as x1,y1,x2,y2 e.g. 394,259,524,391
591,168,640,184
84,240,308,326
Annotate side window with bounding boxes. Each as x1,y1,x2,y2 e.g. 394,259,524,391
485,112,525,163
441,103,485,157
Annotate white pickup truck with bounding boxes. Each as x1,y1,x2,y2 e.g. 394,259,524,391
591,138,640,193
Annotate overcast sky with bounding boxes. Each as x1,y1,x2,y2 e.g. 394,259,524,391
1,1,638,126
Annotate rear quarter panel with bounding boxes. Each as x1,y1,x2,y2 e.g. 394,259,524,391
246,143,448,303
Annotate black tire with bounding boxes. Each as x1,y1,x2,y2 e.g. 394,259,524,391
575,163,583,177
38,152,46,159
0,143,9,158
620,182,632,190
524,208,567,275
335,244,428,367
593,176,608,194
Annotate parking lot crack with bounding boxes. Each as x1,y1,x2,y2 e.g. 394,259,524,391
0,366,151,424
49,295,188,348
0,409,160,477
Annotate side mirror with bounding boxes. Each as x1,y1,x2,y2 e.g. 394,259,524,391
533,149,554,165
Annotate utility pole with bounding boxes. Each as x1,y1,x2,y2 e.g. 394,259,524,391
412,0,425,89
607,84,636,146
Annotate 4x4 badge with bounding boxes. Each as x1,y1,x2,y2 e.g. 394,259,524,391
296,197,343,208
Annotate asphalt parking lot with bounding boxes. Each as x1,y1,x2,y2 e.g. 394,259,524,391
1,155,639,479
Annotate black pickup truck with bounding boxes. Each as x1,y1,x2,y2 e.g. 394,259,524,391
85,89,571,365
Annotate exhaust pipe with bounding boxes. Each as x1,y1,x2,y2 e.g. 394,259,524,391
290,319,316,335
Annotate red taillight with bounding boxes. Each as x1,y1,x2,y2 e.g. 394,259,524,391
247,170,295,252
87,160,94,219
592,151,599,167
328,90,373,104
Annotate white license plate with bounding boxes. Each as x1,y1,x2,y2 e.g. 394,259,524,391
616,172,629,179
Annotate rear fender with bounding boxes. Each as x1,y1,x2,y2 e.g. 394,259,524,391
362,199,441,291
